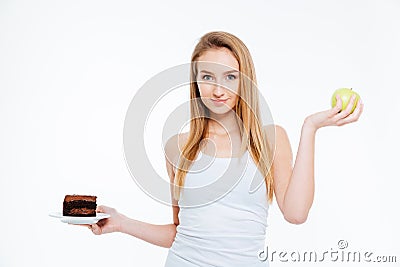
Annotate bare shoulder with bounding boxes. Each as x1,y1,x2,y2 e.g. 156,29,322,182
262,124,290,148
164,132,189,166
275,125,289,140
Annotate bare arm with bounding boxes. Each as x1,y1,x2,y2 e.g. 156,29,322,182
90,158,179,248
93,206,177,248
90,134,183,248
272,123,316,224
273,94,363,224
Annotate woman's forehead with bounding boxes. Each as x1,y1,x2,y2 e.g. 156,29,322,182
196,61,239,75
196,48,239,73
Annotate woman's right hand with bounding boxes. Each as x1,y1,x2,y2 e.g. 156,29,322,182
88,205,128,235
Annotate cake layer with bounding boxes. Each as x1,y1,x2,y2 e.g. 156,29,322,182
64,208,96,217
63,200,97,210
64,195,97,202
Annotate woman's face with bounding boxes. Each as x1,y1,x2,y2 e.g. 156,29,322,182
196,48,240,115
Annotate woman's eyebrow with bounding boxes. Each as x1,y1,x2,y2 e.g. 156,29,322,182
199,70,239,75
199,70,214,75
223,70,239,75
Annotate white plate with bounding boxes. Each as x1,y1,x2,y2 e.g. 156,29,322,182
49,211,110,224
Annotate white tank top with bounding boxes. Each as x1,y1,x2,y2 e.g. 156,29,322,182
164,150,269,267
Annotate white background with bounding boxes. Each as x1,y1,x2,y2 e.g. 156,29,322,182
1,0,399,266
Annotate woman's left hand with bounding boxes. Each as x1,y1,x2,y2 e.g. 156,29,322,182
304,94,364,131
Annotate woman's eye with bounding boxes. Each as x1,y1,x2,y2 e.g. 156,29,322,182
202,75,213,81
226,74,237,80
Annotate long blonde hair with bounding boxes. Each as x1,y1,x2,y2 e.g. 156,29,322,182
173,31,274,202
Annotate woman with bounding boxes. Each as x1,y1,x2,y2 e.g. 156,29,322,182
88,31,363,266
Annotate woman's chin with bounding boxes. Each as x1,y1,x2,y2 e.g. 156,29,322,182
207,107,236,116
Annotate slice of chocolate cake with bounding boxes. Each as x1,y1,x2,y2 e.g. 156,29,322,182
63,195,97,217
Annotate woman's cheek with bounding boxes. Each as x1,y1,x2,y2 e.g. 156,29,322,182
198,84,213,98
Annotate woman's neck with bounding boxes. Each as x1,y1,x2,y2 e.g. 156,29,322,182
207,110,240,136
203,110,243,157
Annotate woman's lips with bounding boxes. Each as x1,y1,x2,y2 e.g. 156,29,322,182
211,98,228,106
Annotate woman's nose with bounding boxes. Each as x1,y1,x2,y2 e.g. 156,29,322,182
213,83,225,97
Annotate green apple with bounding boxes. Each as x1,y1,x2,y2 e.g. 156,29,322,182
331,88,360,113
